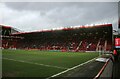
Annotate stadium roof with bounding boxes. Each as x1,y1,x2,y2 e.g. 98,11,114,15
11,24,112,36
0,24,22,33
0,24,11,28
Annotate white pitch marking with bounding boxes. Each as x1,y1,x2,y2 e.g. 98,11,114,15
2,57,68,69
46,57,97,79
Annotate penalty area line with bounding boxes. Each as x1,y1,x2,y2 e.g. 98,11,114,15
46,57,97,79
2,57,68,70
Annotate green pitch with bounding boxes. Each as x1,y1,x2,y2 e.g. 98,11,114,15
2,49,98,77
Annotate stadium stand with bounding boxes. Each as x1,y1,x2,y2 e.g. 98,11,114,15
1,24,112,52
0,25,22,49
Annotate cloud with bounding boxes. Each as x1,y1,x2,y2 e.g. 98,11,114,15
0,2,118,32
1,0,120,2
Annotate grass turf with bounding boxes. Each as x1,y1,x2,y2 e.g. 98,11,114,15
2,49,99,77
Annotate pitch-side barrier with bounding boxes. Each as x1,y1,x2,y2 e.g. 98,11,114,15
94,54,114,79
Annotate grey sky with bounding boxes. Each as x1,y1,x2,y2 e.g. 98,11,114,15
0,2,118,32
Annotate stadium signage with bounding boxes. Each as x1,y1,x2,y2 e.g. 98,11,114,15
115,38,120,48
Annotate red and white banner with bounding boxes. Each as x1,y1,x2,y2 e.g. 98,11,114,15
115,38,120,48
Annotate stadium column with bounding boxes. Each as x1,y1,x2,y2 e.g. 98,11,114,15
118,1,120,34
0,26,2,78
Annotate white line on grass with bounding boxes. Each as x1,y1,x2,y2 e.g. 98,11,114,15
46,57,97,79
2,57,68,70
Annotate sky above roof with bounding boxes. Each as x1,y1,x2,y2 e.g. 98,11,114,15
0,2,118,32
